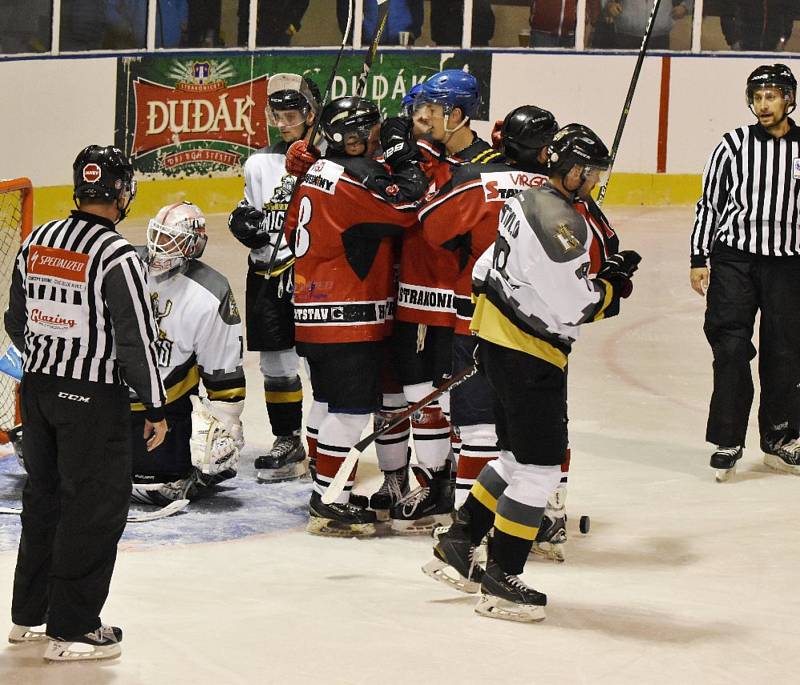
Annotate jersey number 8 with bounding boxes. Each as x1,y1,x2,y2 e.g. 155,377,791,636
294,196,312,257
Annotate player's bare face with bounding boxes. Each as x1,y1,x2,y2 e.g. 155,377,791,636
344,132,367,156
270,108,308,143
752,88,789,130
424,104,448,141
577,167,602,199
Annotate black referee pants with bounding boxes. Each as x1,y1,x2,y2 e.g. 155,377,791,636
704,244,800,449
12,372,132,638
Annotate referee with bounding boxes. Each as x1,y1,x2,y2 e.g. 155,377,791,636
4,145,167,660
691,64,800,480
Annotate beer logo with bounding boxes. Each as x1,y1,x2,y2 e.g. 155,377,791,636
82,163,102,183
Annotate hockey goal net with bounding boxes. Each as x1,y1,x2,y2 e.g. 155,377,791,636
0,178,33,443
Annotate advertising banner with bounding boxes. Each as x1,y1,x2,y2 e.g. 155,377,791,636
115,51,492,178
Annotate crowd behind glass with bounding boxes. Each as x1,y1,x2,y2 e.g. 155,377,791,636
0,1,796,56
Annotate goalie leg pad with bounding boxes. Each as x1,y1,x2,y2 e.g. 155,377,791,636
190,396,241,479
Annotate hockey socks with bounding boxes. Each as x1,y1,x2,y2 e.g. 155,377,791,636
312,412,370,504
455,423,500,509
264,374,303,437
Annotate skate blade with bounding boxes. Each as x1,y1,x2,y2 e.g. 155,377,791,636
306,516,376,538
714,465,736,482
44,639,121,662
421,557,480,594
763,453,800,475
391,513,453,535
529,542,565,563
8,624,47,644
257,462,307,483
474,595,546,623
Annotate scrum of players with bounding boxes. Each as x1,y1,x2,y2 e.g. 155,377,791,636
8,69,639,623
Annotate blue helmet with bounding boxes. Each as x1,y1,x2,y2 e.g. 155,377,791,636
401,83,425,118
418,69,480,119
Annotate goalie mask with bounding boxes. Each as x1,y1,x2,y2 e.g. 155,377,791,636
147,201,208,275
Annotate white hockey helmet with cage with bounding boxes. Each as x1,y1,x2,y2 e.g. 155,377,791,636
146,201,207,274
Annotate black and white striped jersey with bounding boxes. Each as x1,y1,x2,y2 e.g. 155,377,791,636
691,121,800,267
4,210,166,420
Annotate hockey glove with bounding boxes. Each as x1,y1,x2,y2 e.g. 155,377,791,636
597,250,642,299
380,117,419,168
286,140,320,177
228,201,269,249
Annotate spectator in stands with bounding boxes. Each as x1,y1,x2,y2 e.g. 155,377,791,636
593,0,693,49
431,0,495,46
238,0,310,47
722,1,795,51
336,0,423,45
528,0,602,48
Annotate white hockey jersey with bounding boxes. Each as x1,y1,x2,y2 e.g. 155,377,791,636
471,184,615,370
243,140,296,275
130,255,245,410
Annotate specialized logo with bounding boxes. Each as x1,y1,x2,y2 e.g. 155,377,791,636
82,163,102,183
58,392,90,403
28,246,89,284
482,172,545,202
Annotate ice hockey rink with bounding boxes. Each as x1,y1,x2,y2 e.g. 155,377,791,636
1,205,798,685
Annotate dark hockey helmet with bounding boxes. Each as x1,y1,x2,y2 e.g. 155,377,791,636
501,105,559,167
320,96,381,154
547,124,611,178
267,73,321,131
746,64,797,112
73,145,136,204
417,69,480,119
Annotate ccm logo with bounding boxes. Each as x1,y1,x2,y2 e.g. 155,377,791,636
58,392,90,403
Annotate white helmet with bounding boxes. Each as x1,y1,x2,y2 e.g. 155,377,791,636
147,201,207,274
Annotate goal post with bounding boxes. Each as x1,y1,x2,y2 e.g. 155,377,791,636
0,177,33,444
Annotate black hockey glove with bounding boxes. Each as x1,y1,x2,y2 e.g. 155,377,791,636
380,117,419,169
597,250,642,299
228,201,269,250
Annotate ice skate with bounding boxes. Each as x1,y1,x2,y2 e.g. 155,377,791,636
710,445,742,482
369,466,409,521
390,465,454,534
256,435,307,483
8,624,47,643
307,491,377,538
530,511,567,563
763,437,800,475
475,560,547,623
422,509,484,594
44,625,123,662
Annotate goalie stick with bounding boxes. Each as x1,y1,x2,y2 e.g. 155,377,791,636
596,0,663,206
1,499,190,523
320,365,477,505
263,0,391,277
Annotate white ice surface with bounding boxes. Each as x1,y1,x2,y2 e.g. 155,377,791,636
1,207,799,685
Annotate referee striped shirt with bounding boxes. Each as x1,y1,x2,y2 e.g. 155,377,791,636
4,210,166,420
691,121,800,267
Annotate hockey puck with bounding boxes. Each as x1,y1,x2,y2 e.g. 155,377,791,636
579,515,590,534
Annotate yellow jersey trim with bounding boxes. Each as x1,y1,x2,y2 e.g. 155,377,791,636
131,365,200,411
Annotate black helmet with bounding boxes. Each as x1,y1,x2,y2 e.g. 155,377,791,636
547,124,611,178
73,145,136,203
267,73,321,116
501,105,559,167
320,96,381,154
746,63,797,105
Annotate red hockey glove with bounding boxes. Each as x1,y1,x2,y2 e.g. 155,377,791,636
286,140,320,177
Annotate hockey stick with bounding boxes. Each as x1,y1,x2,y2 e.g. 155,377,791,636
357,0,391,98
261,0,357,278
1,499,190,522
596,0,663,206
321,364,477,505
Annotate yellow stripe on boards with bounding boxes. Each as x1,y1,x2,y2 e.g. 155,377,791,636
264,390,303,404
471,481,498,514
494,513,538,541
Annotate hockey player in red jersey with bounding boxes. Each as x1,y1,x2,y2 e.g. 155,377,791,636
423,124,640,621
284,96,428,537
386,70,503,534
419,105,556,514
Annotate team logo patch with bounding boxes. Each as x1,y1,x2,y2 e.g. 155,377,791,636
82,163,102,183
793,158,800,179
